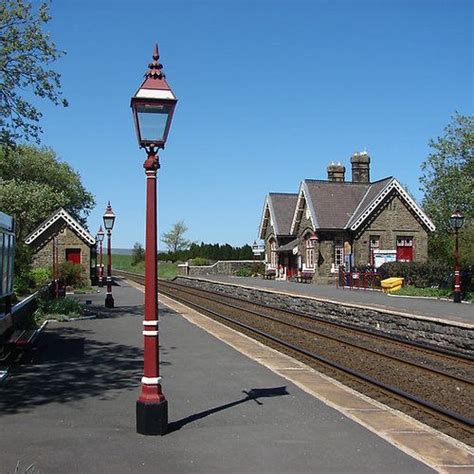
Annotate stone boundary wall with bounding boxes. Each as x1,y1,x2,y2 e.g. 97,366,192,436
178,260,255,277
174,276,473,356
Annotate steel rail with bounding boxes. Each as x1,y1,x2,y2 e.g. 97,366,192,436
117,270,473,362
160,282,473,386
160,284,474,430
116,271,473,431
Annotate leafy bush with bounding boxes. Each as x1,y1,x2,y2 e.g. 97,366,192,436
59,261,85,288
30,267,51,289
189,257,210,266
14,273,34,296
234,267,253,277
34,297,83,323
378,261,473,293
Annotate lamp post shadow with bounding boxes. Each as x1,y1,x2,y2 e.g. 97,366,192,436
167,386,289,434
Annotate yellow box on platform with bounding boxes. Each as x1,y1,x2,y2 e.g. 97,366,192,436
381,277,404,293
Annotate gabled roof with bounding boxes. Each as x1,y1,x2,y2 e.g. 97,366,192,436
259,193,298,239
25,208,96,246
290,176,435,233
348,178,436,232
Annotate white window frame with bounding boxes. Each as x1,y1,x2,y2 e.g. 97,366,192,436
270,239,277,268
305,235,315,269
331,238,344,273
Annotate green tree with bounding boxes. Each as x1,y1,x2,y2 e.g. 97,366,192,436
161,220,191,253
420,113,474,264
0,0,67,145
131,242,145,266
0,145,95,276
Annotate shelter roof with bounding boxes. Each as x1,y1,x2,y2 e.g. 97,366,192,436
25,208,95,246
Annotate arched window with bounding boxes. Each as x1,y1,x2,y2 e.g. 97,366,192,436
270,239,277,268
305,234,315,268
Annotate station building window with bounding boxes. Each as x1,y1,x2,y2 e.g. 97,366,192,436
270,239,277,268
305,234,315,268
369,235,380,266
396,236,413,262
334,238,344,268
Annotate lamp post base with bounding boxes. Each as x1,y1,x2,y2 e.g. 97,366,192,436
453,292,462,303
136,399,168,435
105,294,114,308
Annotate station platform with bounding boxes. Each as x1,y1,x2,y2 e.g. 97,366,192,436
190,275,473,327
0,279,471,473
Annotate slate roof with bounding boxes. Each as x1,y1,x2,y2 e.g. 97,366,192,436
276,238,298,252
268,193,298,235
302,177,393,229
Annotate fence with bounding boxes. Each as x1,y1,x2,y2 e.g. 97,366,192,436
337,268,381,290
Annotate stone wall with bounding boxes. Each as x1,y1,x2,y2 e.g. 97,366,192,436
353,192,429,266
30,221,92,285
175,277,473,356
179,260,256,277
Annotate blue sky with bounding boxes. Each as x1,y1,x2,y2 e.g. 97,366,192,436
37,0,472,248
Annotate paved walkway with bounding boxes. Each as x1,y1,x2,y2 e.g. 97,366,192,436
194,275,473,326
0,280,447,473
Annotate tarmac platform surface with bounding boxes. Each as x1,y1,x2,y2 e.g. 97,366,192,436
192,275,473,327
0,279,467,473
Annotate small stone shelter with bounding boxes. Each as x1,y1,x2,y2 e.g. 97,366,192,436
25,208,96,285
258,152,436,283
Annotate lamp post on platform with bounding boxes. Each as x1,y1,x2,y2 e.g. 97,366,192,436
449,210,464,303
131,44,177,436
103,203,116,308
96,226,105,287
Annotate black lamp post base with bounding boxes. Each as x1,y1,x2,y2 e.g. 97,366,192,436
453,292,462,303
136,399,168,435
105,294,114,308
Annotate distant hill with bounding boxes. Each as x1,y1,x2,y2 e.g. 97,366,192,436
112,248,133,255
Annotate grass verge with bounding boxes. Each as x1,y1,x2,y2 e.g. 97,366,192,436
111,254,178,279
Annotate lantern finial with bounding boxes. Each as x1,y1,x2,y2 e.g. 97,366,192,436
146,44,165,80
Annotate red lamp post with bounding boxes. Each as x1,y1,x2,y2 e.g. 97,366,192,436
449,210,465,303
52,236,59,298
131,44,177,436
103,202,116,308
96,226,105,287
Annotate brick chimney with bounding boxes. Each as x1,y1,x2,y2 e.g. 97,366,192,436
351,152,370,183
327,162,345,182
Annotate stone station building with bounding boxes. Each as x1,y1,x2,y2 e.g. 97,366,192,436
259,152,435,283
25,208,96,285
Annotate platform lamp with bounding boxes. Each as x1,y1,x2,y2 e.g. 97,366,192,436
103,202,116,308
131,44,177,435
449,210,465,303
96,226,105,287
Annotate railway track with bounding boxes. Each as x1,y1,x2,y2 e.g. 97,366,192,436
115,270,474,445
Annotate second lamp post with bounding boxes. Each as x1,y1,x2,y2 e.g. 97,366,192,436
449,210,464,303
96,226,105,287
103,202,116,308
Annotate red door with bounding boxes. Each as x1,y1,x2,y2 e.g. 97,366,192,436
66,249,81,264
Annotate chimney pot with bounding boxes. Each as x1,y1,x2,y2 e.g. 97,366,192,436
327,162,346,182
351,152,371,183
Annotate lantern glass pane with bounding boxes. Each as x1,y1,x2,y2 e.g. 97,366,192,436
136,104,170,142
103,216,115,231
